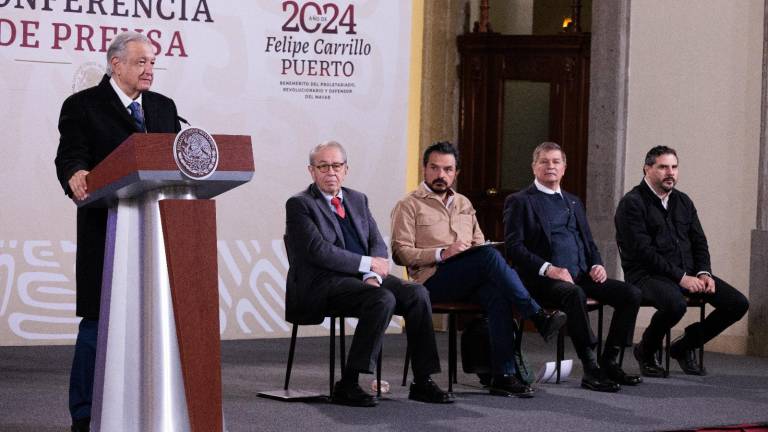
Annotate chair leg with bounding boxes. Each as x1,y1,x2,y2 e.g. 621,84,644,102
339,317,346,373
402,343,411,387
618,345,625,367
448,313,456,393
699,303,705,371
330,317,336,397
664,329,671,377
284,324,299,390
556,327,564,384
596,305,604,358
377,349,383,398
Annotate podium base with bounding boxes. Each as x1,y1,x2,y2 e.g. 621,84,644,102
257,389,327,402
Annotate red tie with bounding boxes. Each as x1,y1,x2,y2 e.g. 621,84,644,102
331,196,345,218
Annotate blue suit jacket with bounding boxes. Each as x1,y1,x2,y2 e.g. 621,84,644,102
503,184,602,282
284,184,388,324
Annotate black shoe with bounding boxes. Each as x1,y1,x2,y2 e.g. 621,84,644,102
600,345,642,386
600,360,642,386
581,367,621,392
331,381,377,407
670,337,707,376
531,310,567,343
478,373,492,387
409,377,453,404
71,417,90,432
633,343,666,378
489,375,534,398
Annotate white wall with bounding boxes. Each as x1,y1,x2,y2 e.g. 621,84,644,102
626,0,764,353
0,2,415,345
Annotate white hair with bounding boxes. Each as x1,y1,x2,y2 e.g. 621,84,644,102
309,140,348,165
105,31,151,76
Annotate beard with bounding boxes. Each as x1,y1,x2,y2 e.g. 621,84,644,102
428,178,449,192
658,177,676,192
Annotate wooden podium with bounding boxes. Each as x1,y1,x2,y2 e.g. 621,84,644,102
79,133,253,432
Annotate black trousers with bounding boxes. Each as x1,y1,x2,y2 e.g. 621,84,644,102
526,275,641,357
69,318,97,421
637,275,749,351
325,275,440,377
425,246,540,375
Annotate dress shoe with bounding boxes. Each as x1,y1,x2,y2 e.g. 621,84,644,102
600,361,642,386
633,343,666,378
71,417,90,432
531,310,567,343
489,375,534,398
409,377,453,404
581,366,621,392
600,345,642,386
670,337,707,376
331,380,377,407
478,373,492,387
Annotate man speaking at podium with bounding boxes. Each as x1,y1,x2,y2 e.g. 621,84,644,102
54,31,181,432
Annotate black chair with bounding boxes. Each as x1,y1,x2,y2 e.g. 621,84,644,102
401,302,484,392
619,296,706,376
260,316,384,400
260,235,383,400
522,298,603,384
401,300,603,388
284,316,347,398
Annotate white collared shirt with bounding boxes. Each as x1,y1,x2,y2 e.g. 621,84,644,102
643,177,670,210
534,178,563,198
109,77,143,113
321,189,345,213
322,190,381,284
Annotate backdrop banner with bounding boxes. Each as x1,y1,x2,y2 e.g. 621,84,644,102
0,1,414,345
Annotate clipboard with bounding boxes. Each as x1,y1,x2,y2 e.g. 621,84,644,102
441,241,504,263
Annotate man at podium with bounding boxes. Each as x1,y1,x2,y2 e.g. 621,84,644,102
54,31,181,432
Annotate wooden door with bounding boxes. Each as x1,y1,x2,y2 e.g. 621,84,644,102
457,33,591,242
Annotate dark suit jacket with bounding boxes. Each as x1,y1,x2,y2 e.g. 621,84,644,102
503,184,603,283
614,180,711,285
284,184,388,325
54,74,181,319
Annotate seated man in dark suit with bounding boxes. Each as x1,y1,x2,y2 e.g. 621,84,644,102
284,141,451,407
615,145,749,377
390,141,566,398
504,142,643,392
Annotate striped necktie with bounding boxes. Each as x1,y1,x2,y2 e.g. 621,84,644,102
128,101,145,131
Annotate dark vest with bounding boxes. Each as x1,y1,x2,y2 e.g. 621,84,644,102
336,204,366,255
540,192,587,277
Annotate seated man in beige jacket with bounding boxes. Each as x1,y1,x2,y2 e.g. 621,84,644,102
390,141,566,397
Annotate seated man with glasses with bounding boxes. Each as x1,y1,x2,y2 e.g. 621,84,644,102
284,140,451,407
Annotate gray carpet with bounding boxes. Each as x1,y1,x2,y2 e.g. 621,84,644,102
1,332,767,431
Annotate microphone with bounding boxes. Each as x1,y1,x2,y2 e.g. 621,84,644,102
178,115,191,127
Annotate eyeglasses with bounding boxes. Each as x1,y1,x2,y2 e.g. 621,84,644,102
313,162,346,173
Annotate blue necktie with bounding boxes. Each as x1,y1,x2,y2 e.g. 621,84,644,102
128,101,145,131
